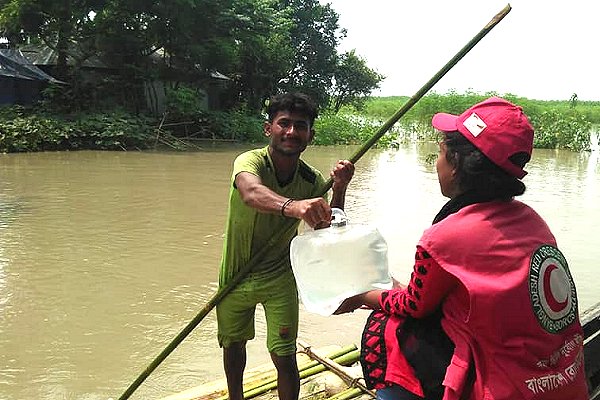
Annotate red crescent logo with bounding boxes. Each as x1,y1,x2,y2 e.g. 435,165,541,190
543,264,568,312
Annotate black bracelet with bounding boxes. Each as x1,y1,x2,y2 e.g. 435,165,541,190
281,198,294,217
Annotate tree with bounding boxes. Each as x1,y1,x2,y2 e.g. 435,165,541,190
0,0,383,117
330,50,384,113
278,0,344,109
227,0,294,112
0,0,104,79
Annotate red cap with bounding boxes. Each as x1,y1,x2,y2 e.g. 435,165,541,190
431,97,534,178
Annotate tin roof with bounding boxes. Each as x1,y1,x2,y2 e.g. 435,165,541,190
0,49,63,83
18,44,109,69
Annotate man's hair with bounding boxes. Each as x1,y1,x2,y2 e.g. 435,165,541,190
265,92,319,126
443,131,526,199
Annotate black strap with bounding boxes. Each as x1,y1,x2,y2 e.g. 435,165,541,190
432,191,495,224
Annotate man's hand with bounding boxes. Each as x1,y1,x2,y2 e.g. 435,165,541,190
331,160,354,191
286,197,331,228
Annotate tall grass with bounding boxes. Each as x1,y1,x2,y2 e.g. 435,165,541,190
330,91,597,152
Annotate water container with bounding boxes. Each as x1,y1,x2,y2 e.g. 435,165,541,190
290,208,391,316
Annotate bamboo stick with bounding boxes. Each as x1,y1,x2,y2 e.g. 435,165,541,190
300,350,359,378
160,345,358,400
298,344,358,375
298,341,374,398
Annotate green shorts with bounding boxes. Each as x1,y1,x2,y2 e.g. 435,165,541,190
216,268,299,356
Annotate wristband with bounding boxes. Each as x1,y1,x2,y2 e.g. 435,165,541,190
281,198,294,217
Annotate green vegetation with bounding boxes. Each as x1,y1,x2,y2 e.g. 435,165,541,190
1,92,598,153
0,106,154,152
0,105,267,152
0,0,386,152
0,0,383,114
1,2,597,153
333,92,599,152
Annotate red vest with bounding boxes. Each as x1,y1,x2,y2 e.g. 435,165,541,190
419,200,588,400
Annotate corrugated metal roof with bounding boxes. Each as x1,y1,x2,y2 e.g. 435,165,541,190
210,70,231,80
0,49,63,83
19,44,109,68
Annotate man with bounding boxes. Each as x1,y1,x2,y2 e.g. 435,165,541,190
216,92,354,400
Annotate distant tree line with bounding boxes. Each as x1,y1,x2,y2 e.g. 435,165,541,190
1,2,597,153
0,0,384,115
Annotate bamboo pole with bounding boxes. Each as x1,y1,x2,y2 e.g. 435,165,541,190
297,344,358,377
298,340,375,398
300,350,360,379
117,5,512,399
159,346,357,400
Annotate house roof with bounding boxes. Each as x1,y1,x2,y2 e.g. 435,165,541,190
150,48,231,81
18,43,109,69
210,70,231,80
0,49,63,83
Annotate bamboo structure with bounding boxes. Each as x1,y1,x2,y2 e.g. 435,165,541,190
160,344,361,400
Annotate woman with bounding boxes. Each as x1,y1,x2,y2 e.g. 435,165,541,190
335,97,588,399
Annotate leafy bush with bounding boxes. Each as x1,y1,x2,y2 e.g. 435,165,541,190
166,86,207,118
0,106,154,152
1,91,597,153
203,109,265,142
529,109,591,151
314,112,387,146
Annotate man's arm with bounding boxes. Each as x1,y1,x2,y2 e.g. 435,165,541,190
235,172,330,228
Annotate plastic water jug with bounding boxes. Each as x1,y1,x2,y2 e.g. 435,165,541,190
290,208,391,316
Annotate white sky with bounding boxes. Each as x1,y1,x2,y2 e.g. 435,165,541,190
321,0,600,101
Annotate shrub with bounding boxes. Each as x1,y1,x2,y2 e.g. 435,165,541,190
0,106,154,152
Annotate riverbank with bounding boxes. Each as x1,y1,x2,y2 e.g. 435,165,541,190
1,93,598,153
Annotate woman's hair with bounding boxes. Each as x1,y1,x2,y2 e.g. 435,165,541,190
443,131,527,199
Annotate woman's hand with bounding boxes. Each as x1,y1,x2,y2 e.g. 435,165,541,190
333,293,366,315
392,276,406,290
334,290,384,314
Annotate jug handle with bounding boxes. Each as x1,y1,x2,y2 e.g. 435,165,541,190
331,208,348,227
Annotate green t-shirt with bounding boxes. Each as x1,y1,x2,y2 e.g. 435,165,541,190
219,146,326,286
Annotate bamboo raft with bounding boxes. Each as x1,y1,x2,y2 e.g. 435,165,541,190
162,301,600,400
160,341,373,400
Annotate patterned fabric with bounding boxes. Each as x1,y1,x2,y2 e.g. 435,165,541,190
361,310,425,397
360,247,458,398
361,311,392,389
380,248,460,320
